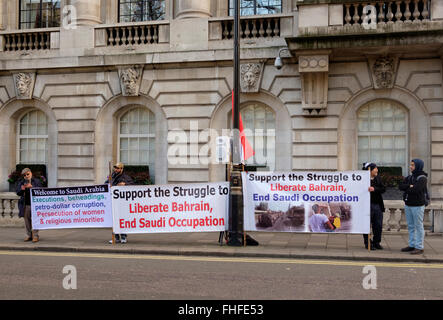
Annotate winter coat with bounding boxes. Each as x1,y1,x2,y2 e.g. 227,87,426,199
105,171,134,186
16,177,43,218
370,175,385,212
399,159,428,207
399,173,428,206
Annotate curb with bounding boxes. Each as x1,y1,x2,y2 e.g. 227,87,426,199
1,245,442,264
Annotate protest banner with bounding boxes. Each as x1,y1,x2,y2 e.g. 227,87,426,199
30,184,113,230
111,182,229,234
242,171,370,234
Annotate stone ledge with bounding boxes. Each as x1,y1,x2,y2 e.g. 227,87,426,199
288,30,443,51
0,192,19,200
297,0,432,5
298,21,443,38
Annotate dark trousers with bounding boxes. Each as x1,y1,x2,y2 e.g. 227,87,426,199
114,234,127,240
363,203,383,245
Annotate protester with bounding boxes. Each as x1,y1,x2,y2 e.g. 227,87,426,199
362,162,385,250
399,159,428,255
105,162,133,244
308,204,335,232
16,168,42,243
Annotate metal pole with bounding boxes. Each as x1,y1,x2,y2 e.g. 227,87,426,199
228,0,243,246
232,0,240,165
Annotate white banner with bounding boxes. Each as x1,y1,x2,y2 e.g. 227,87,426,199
31,185,112,230
242,171,370,234
111,182,229,234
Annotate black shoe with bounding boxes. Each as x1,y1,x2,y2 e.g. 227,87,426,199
365,244,376,250
401,246,415,252
410,249,424,255
373,243,383,250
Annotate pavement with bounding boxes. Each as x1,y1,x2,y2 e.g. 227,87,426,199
1,226,443,263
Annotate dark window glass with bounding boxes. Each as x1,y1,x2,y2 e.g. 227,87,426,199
119,0,165,22
20,0,60,29
229,0,282,16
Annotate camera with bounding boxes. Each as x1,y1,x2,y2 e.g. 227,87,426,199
274,56,283,70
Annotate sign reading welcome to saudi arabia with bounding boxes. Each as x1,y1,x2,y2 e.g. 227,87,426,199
242,171,370,234
111,182,229,234
31,185,113,230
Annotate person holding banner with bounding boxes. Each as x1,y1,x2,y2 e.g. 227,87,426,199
106,162,133,244
16,168,43,243
362,163,385,250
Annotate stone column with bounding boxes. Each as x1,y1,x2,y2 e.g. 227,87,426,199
59,0,101,54
0,0,4,30
175,0,211,19
70,0,102,26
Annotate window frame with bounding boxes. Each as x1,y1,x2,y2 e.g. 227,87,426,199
19,0,61,30
356,100,409,175
228,0,283,16
117,106,156,177
228,102,276,170
118,0,166,23
16,109,49,165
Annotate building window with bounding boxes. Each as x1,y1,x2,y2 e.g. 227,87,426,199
119,0,165,22
119,107,156,178
230,103,276,170
18,110,48,164
229,0,282,16
357,100,408,175
19,0,60,29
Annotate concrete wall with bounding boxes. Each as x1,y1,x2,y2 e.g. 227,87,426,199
0,57,440,197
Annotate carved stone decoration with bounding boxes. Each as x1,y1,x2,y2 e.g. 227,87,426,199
298,55,329,73
118,66,143,96
240,63,263,93
370,56,398,89
298,54,329,117
300,72,329,117
13,72,36,100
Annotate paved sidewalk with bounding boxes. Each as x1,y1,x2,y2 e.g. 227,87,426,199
0,226,442,263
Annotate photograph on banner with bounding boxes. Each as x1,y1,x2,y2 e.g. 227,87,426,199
111,182,229,234
242,171,370,234
30,185,113,230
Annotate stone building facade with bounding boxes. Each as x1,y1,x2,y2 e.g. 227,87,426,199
0,0,442,202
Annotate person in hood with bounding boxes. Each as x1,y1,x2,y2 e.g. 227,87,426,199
362,162,385,250
399,159,428,255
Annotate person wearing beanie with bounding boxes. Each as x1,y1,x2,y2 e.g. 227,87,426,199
399,159,428,255
362,162,385,250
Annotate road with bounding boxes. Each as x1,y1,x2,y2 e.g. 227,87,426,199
0,250,442,300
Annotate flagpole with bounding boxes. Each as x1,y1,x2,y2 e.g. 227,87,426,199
228,0,243,246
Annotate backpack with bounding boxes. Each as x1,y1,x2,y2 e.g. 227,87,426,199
424,187,430,207
417,175,430,207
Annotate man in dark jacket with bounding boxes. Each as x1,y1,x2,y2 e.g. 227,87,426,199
362,162,385,250
16,168,43,242
105,162,133,244
399,159,428,255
